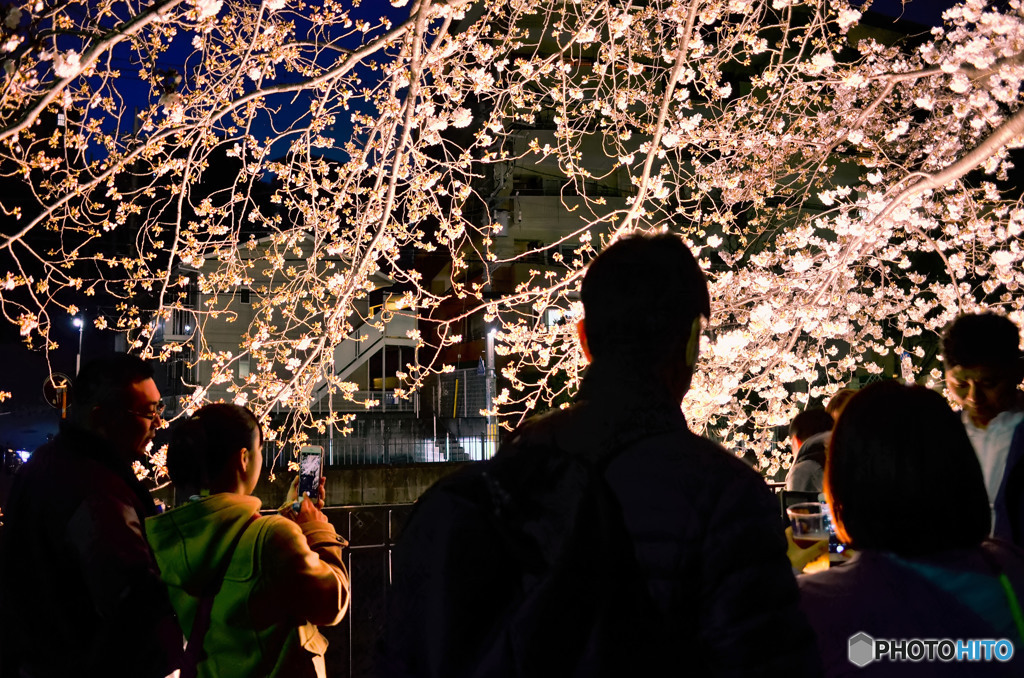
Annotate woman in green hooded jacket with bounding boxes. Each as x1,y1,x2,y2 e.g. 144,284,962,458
147,403,350,678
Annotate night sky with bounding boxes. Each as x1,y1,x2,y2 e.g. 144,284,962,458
869,0,959,27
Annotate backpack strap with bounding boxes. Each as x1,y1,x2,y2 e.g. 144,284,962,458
468,406,676,678
180,513,258,678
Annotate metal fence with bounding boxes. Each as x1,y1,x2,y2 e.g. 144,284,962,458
434,368,490,420
318,391,419,413
315,503,413,678
282,369,500,466
273,415,499,467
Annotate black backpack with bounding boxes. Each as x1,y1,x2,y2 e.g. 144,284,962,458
381,408,671,678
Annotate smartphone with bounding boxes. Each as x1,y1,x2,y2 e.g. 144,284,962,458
821,505,845,554
297,445,324,502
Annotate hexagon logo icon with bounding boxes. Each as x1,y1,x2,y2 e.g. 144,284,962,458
848,632,875,667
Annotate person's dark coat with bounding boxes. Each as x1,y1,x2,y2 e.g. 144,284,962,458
0,424,181,678
994,421,1024,545
382,361,821,677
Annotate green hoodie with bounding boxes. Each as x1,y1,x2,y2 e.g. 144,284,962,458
147,493,349,678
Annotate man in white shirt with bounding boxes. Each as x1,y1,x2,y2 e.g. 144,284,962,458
942,313,1024,544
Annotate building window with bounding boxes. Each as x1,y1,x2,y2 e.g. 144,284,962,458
544,307,566,329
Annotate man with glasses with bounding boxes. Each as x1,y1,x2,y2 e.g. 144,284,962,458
942,313,1024,545
0,354,182,678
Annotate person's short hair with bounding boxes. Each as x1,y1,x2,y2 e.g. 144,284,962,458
789,408,833,442
826,380,990,556
941,313,1022,368
581,232,710,364
73,353,154,413
167,403,262,491
825,388,856,420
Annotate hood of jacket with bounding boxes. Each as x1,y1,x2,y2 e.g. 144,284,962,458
146,493,262,592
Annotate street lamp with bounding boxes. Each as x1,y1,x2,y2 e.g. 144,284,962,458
485,327,496,459
72,317,84,376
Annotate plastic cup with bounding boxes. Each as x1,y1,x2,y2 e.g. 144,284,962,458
787,502,829,572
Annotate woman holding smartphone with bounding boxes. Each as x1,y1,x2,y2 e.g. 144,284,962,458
796,382,1024,677
146,403,350,678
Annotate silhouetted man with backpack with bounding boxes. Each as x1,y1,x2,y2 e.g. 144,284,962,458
379,233,821,677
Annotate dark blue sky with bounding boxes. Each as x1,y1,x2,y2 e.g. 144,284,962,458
868,0,959,27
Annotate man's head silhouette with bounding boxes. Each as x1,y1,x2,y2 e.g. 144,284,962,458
72,353,162,464
577,232,710,402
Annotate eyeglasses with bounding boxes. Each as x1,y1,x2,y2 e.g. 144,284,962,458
125,401,166,421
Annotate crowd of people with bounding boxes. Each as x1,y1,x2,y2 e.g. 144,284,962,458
0,358,350,677
0,232,1022,677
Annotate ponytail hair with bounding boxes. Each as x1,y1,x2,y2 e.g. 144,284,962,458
167,403,262,493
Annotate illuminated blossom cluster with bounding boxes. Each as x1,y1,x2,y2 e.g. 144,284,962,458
1,0,1023,476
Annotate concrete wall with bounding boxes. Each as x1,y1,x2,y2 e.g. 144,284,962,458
157,462,472,509
257,463,473,507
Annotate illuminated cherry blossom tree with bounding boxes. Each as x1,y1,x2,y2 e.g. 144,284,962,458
2,0,1023,475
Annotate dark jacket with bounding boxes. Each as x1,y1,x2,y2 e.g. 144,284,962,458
994,420,1024,545
0,424,181,678
383,361,821,677
799,541,1024,677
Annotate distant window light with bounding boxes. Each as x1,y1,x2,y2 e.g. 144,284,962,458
239,357,250,378
17,450,31,462
544,308,564,329
171,309,190,336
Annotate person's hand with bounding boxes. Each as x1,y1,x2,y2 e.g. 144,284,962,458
281,476,300,508
288,494,328,526
318,476,327,507
785,526,828,573
280,476,326,509
279,475,326,518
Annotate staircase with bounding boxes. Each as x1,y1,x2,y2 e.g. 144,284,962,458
311,308,417,404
